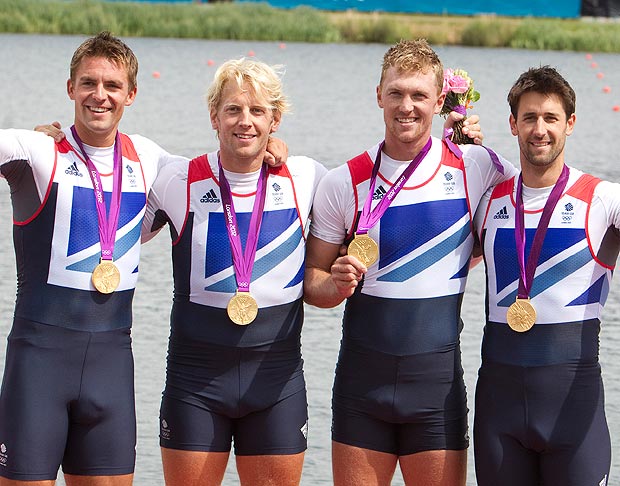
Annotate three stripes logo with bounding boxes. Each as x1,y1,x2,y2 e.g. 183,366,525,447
373,185,387,200
65,162,83,177
200,189,220,203
493,206,509,220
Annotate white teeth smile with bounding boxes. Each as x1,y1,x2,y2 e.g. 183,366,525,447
236,134,254,139
398,118,415,123
89,106,109,113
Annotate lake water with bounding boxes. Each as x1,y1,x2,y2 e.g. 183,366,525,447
1,33,620,485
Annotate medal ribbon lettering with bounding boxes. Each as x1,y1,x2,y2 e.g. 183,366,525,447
70,126,123,264
218,156,269,294
356,138,432,235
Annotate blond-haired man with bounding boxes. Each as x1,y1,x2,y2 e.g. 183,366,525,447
142,58,326,486
304,39,515,485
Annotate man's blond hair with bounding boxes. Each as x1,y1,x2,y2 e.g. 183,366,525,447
380,39,444,94
207,58,290,116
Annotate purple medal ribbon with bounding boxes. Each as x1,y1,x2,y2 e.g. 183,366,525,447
441,104,504,175
514,164,570,299
356,138,432,235
218,156,269,293
442,129,505,175
70,126,123,262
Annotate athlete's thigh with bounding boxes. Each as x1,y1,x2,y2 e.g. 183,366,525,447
331,346,399,454
161,448,229,486
332,399,399,454
393,349,469,456
0,479,54,486
159,394,234,452
399,449,467,486
474,366,538,486
236,453,305,486
332,441,397,486
63,329,136,476
234,387,308,456
64,473,133,486
539,394,611,486
0,320,83,480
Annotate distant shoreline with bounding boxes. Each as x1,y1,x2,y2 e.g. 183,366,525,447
2,0,620,52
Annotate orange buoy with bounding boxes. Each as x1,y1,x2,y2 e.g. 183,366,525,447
152,71,161,79
603,86,611,93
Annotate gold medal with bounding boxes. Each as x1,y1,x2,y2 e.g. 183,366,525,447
92,260,121,294
227,291,259,325
506,298,537,332
348,234,379,267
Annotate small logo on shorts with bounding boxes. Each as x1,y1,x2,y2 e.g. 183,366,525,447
300,421,308,440
0,443,7,466
160,419,171,441
599,475,608,486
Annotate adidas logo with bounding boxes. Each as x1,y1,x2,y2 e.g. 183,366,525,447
373,185,387,200
493,206,509,220
65,162,83,177
200,189,220,203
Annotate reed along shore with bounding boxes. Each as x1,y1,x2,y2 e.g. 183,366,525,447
1,0,619,52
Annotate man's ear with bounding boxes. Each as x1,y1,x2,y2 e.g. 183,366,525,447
509,113,518,136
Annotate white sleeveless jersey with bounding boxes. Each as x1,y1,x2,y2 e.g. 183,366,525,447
144,151,326,310
0,128,180,330
310,137,516,300
477,168,620,326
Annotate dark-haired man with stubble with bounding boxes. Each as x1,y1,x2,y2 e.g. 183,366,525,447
473,66,620,486
304,39,516,486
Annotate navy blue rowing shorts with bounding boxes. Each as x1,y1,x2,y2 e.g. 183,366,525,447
331,343,469,456
474,361,611,486
159,338,308,456
0,318,136,480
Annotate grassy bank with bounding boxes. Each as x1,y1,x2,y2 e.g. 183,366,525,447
1,0,620,52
